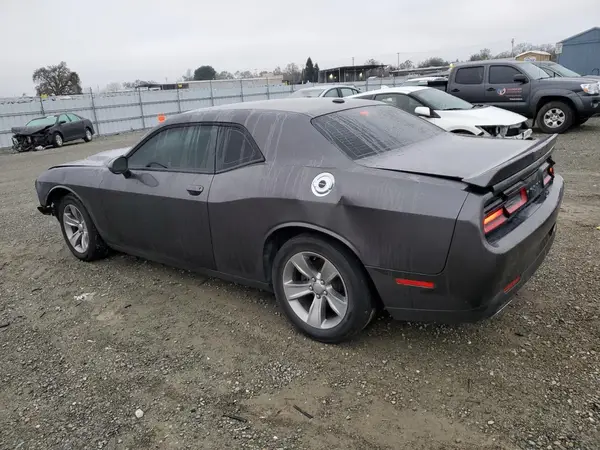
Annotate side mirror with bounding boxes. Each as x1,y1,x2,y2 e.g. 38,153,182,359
108,156,130,177
513,74,528,84
58,120,67,125
414,106,432,117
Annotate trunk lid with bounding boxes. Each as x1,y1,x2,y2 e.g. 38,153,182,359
356,133,557,189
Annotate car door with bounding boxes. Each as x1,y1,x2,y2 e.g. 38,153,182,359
323,88,341,97
97,123,218,270
57,113,77,141
450,66,485,103
67,113,86,138
484,65,531,114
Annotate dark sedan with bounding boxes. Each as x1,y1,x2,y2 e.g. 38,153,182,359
34,99,563,343
12,113,94,152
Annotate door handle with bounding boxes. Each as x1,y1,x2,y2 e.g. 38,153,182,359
186,185,204,196
486,87,496,92
451,88,460,93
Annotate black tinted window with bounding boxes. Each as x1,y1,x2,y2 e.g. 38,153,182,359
312,105,442,160
489,66,521,84
129,125,217,172
216,126,263,171
455,66,484,84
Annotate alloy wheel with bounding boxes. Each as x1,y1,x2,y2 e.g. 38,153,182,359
282,251,348,329
543,108,565,129
63,204,89,253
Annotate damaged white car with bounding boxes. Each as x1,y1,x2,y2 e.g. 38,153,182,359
350,86,532,139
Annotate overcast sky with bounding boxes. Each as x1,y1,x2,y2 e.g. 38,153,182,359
1,0,597,96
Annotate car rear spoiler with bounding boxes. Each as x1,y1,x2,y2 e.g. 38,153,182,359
464,134,558,192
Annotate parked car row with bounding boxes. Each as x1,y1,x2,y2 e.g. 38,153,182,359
35,96,563,342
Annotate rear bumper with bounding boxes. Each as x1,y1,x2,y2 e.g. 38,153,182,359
368,175,564,323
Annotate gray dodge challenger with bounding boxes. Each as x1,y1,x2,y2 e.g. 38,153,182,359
35,98,563,343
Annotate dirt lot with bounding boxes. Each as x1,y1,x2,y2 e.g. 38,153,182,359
0,123,599,450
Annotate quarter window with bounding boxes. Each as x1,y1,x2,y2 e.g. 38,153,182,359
455,66,484,84
489,66,522,84
216,126,263,172
128,125,217,172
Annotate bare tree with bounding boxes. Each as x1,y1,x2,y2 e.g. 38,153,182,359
216,71,234,80
283,63,301,84
104,82,122,92
398,60,414,70
181,69,193,81
32,61,82,96
469,48,493,61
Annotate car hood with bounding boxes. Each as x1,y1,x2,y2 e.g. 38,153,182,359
582,75,600,81
11,125,52,135
356,133,557,188
436,106,526,126
52,147,130,168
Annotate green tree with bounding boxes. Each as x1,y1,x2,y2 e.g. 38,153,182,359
193,65,217,81
418,57,449,68
313,63,320,82
469,48,492,61
303,57,314,83
32,61,82,96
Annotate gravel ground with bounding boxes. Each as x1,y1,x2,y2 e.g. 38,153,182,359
0,123,599,450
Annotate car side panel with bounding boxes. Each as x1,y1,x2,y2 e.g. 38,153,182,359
208,163,468,282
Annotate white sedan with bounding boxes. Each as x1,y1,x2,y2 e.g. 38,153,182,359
290,85,360,98
349,86,532,139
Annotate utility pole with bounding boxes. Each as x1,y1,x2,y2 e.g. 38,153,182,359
511,38,515,57
352,56,354,66
397,52,400,68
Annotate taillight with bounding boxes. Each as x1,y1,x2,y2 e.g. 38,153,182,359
483,207,507,234
544,166,554,186
484,188,528,235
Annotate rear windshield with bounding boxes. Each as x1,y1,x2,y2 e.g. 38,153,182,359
312,105,442,160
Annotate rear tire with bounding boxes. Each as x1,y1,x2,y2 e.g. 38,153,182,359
52,132,63,148
57,194,108,261
272,234,374,343
536,101,573,134
84,127,93,142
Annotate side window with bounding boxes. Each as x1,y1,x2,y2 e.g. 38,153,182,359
374,93,399,106
455,66,484,85
324,88,340,97
374,94,423,114
216,126,263,172
128,125,217,172
489,66,522,84
67,113,81,122
340,87,356,97
58,114,70,123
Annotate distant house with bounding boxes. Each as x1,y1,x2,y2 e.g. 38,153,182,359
557,27,600,75
515,51,551,62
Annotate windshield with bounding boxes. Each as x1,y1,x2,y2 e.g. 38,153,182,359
312,105,443,160
411,88,473,111
290,88,325,98
518,63,551,80
26,116,57,127
548,63,581,77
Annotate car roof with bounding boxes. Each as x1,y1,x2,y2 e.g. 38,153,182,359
295,84,356,91
169,98,383,122
349,86,427,97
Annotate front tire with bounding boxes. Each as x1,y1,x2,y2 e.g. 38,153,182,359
84,128,93,142
52,132,63,148
536,101,573,134
272,234,374,343
57,194,108,261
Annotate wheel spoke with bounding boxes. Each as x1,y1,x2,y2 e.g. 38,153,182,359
69,230,82,247
306,295,326,328
326,289,347,318
283,281,312,300
81,230,89,251
63,214,79,228
289,253,316,279
320,259,338,284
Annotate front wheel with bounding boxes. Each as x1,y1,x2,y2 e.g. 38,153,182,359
272,234,375,343
57,194,108,261
536,101,574,134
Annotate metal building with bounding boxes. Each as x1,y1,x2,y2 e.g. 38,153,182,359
557,27,600,76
